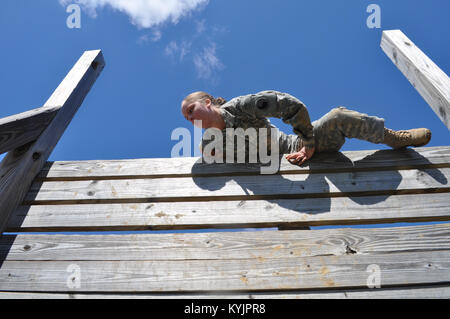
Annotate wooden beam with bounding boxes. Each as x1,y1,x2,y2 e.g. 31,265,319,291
2,223,449,261
7,192,450,231
0,250,449,292
23,167,450,203
37,146,450,180
0,50,105,235
0,106,59,155
2,285,450,299
381,30,450,129
1,224,449,295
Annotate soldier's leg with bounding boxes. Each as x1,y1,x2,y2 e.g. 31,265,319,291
312,106,385,152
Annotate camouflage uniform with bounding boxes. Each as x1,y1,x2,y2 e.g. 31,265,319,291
201,90,385,158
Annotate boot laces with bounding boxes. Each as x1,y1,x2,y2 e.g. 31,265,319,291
395,130,412,142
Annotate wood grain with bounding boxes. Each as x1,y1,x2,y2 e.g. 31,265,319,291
381,30,450,129
37,146,450,180
7,193,450,231
23,167,450,204
0,250,449,292
0,50,105,234
1,285,449,298
2,223,449,261
0,106,59,155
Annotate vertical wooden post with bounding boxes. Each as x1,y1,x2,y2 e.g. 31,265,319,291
0,50,105,234
381,30,450,129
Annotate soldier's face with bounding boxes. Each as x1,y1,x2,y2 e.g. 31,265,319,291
181,99,214,128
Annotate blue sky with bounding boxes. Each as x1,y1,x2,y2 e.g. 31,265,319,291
0,0,448,163
0,1,448,235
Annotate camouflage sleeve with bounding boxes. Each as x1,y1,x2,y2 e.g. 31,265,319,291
237,90,315,149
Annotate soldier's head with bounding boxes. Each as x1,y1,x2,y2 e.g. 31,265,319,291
181,91,227,129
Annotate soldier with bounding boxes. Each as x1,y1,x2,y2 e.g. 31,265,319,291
181,90,431,165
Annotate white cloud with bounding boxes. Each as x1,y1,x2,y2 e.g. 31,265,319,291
137,30,162,44
179,41,191,60
165,40,192,61
59,0,209,29
165,41,224,81
59,1,225,82
195,19,206,34
165,41,179,56
150,29,162,41
193,43,224,80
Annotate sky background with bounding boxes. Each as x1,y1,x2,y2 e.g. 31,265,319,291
0,0,449,162
0,0,449,232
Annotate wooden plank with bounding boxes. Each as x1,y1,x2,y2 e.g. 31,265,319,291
23,167,450,203
2,285,450,298
0,250,449,292
2,223,449,261
381,30,450,129
0,106,59,155
37,146,450,180
7,192,450,231
0,50,105,234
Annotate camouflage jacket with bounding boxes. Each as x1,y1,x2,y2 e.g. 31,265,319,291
205,90,314,154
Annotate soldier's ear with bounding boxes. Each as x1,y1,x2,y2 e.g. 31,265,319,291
204,98,212,108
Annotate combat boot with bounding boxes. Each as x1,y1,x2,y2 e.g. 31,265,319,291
383,127,431,149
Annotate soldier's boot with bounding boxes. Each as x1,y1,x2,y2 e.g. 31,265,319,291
383,127,431,149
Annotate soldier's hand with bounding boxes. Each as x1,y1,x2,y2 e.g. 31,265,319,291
285,146,315,166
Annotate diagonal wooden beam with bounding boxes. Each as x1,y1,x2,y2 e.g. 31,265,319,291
0,50,105,234
0,106,59,155
381,30,450,129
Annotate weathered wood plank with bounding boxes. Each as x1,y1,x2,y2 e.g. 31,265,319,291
2,285,450,298
7,193,450,231
2,224,449,261
381,30,450,129
37,146,450,180
0,50,105,234
0,106,59,155
23,167,450,203
0,250,449,292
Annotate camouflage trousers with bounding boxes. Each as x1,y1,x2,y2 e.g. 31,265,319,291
280,107,385,153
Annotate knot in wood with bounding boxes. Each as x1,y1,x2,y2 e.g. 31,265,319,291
345,245,357,255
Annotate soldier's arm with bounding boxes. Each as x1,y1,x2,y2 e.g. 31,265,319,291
237,91,315,149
